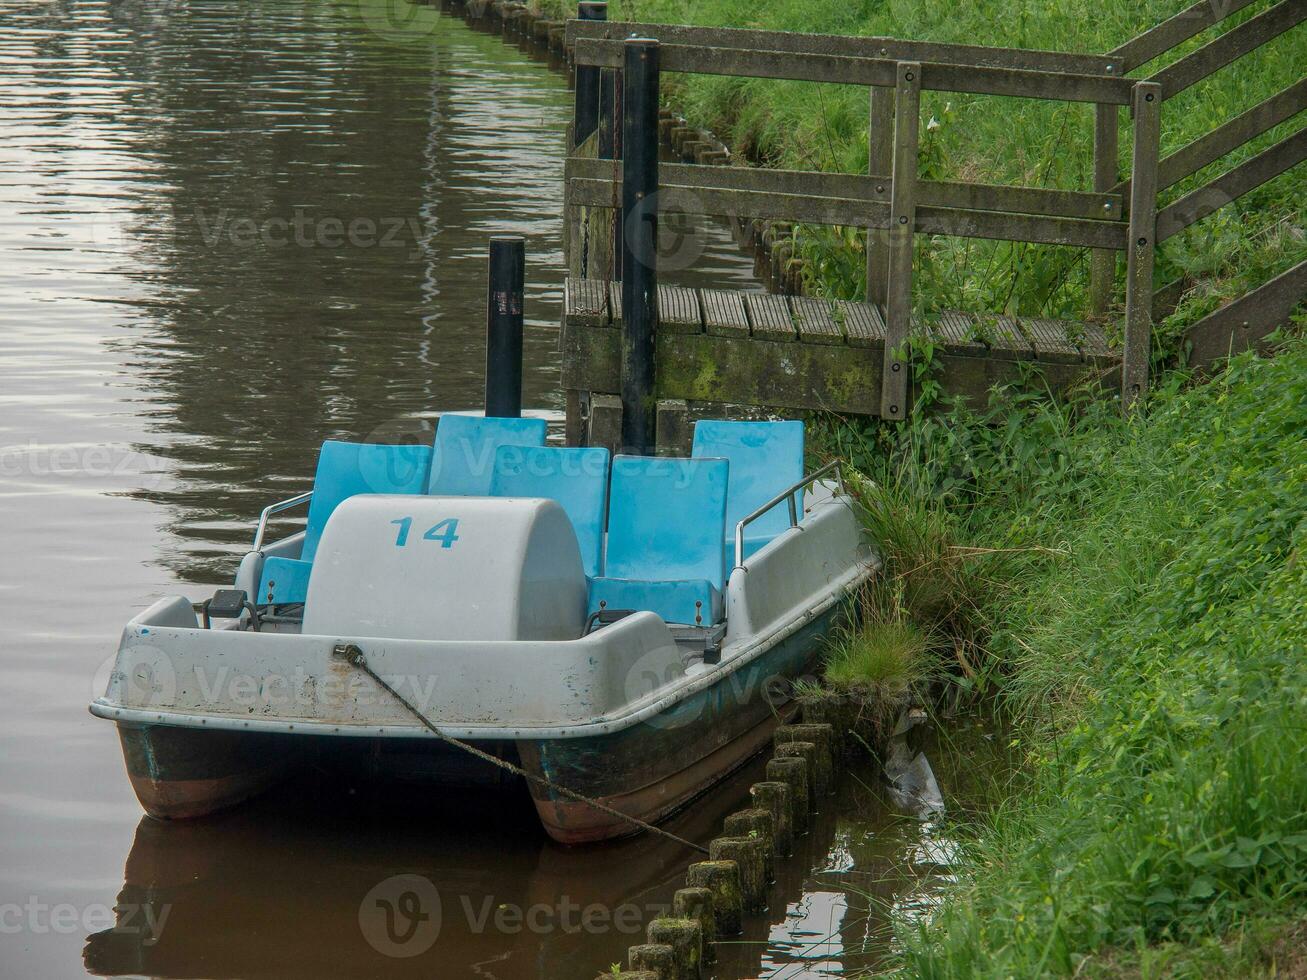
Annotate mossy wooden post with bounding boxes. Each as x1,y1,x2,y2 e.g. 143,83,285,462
629,944,677,978
723,807,776,882
881,61,920,420
1090,101,1119,314
709,837,768,912
766,755,811,834
867,85,892,309
646,917,702,980
572,3,605,147
1122,81,1161,415
620,37,659,453
775,723,834,796
773,741,821,808
673,887,716,964
749,780,793,856
687,860,743,935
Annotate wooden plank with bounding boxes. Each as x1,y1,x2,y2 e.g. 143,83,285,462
1156,127,1307,242
1018,316,1087,364
1184,259,1307,370
1070,321,1118,365
565,321,1100,416
1149,1,1307,100
927,310,988,357
565,277,611,326
1156,79,1307,192
700,288,751,338
833,300,886,348
743,293,797,342
1123,82,1162,413
570,178,1127,248
608,279,623,325
657,283,703,334
573,40,1134,104
570,157,1124,220
790,296,845,345
883,62,921,420
985,315,1038,361
1109,0,1259,72
567,19,1116,75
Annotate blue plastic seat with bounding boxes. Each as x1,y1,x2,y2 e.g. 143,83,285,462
588,455,729,626
489,445,610,578
428,415,548,496
258,440,433,605
692,419,805,564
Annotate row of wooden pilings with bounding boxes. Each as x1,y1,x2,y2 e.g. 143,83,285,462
596,720,842,980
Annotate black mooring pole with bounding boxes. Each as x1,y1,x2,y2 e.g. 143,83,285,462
620,38,659,454
572,2,606,148
485,235,524,418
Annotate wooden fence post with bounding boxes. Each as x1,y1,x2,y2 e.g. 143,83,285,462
572,3,606,149
867,85,893,309
1123,81,1161,414
880,62,921,420
620,37,659,453
1090,102,1119,314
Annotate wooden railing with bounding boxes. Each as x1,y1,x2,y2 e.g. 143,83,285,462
562,0,1306,428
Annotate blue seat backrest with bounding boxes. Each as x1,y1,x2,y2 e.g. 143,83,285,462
489,446,610,578
606,455,729,589
301,440,434,563
428,415,548,496
691,420,805,540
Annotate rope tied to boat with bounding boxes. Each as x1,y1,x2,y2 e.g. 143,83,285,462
335,643,709,856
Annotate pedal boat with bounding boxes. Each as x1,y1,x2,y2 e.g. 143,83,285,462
91,422,875,844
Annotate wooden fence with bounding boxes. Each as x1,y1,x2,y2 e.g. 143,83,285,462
560,0,1306,446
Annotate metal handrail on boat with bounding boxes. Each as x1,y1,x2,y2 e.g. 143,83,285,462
734,459,845,568
252,490,313,551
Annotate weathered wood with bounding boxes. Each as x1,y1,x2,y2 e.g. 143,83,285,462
686,861,743,936
744,293,796,342
791,296,845,345
569,177,1128,248
1091,102,1119,314
708,837,768,912
567,156,1124,220
1109,0,1259,72
658,283,703,334
573,40,1134,104
722,807,776,881
774,723,835,796
983,315,1037,362
573,3,607,147
656,398,693,456
567,19,1117,76
765,756,811,834
1156,127,1307,243
1184,259,1307,370
629,944,678,978
868,86,893,308
1148,0,1306,100
1151,79,1307,193
564,276,611,326
700,288,750,338
1123,82,1162,413
882,62,920,419
927,310,988,357
835,299,887,348
672,888,716,965
1018,316,1087,364
1071,321,1116,365
645,918,702,980
748,781,793,857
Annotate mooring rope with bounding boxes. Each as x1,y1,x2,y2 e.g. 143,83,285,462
336,644,709,855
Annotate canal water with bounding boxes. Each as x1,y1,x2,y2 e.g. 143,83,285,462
0,0,983,976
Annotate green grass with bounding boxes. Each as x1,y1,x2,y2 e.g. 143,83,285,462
824,619,928,690
814,336,1307,977
600,0,1304,339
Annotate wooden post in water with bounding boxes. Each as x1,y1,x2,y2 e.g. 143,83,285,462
1122,81,1161,414
620,37,659,454
572,2,606,148
881,62,921,420
484,235,524,418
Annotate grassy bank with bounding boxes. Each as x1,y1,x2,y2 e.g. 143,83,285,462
817,334,1306,976
546,0,1303,354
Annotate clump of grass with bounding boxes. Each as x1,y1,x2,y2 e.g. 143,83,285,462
824,619,926,691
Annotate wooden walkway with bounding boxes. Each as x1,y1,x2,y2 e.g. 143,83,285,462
562,278,1118,418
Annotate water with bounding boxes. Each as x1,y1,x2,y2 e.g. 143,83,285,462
0,0,987,975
